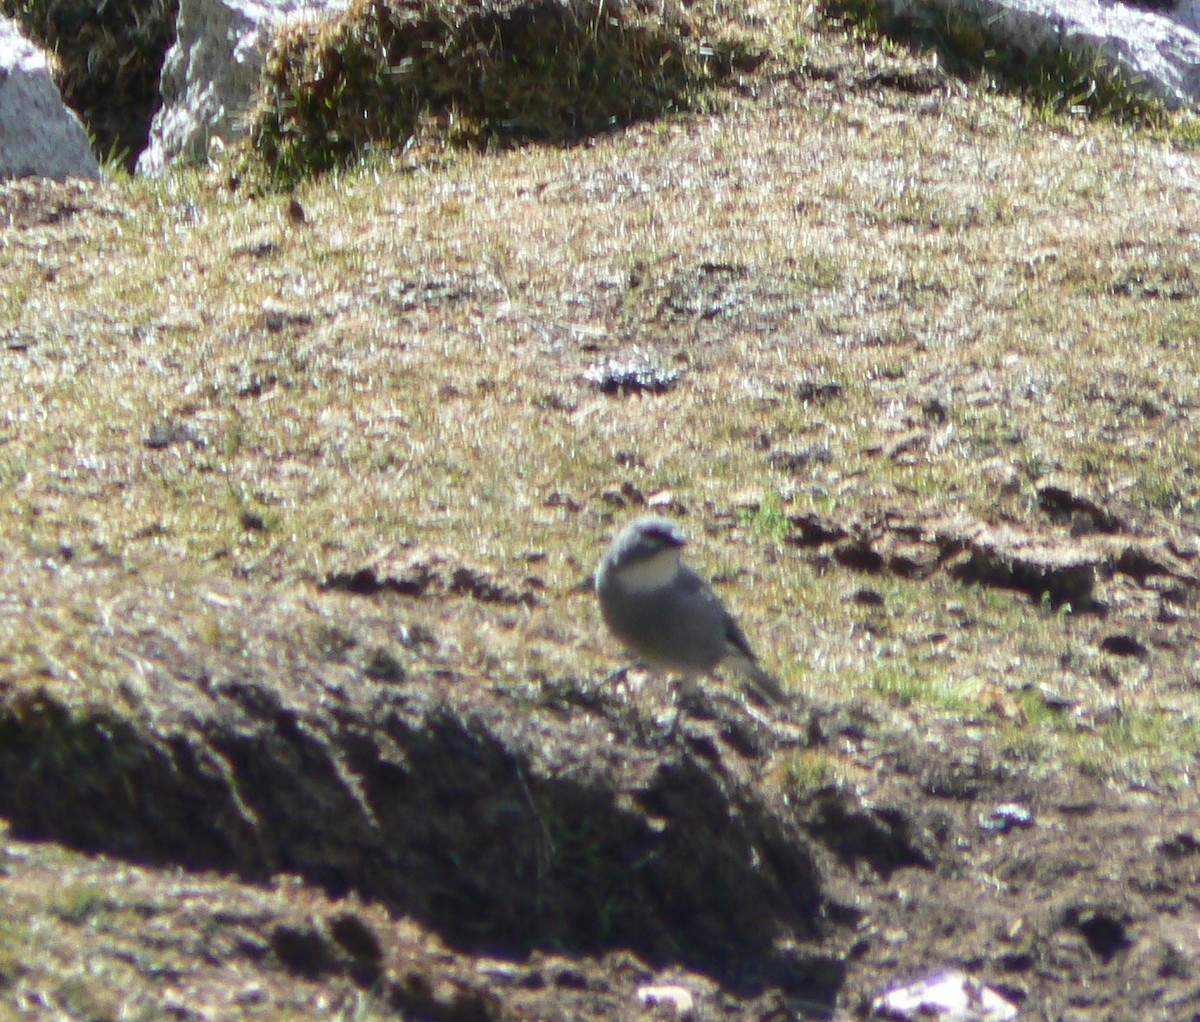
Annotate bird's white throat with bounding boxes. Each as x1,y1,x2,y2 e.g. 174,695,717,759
616,546,682,593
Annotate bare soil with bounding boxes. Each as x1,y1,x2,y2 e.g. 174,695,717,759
2,527,1200,1021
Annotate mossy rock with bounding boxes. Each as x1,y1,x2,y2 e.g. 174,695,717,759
250,0,762,184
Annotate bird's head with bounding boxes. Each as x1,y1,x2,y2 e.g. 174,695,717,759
603,516,686,593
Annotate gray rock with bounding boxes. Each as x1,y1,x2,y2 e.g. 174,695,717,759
0,16,100,181
137,0,349,177
890,0,1200,109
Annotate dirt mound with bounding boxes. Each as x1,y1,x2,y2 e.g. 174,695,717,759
0,566,856,1002
2,557,1198,1018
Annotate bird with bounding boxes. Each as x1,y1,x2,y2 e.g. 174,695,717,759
595,516,787,705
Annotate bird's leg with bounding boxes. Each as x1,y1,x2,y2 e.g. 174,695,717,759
661,706,684,743
601,663,671,743
659,672,705,741
654,674,679,741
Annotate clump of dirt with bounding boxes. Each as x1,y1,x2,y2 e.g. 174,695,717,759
786,479,1200,613
322,545,544,606
0,565,843,1000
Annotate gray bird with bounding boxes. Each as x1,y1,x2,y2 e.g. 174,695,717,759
595,516,787,705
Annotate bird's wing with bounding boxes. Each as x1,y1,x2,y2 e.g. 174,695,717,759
721,605,758,661
678,566,789,704
675,566,756,654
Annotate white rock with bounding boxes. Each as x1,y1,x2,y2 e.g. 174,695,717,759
137,0,349,176
890,0,1200,109
636,984,696,1017
1175,0,1200,33
0,16,100,181
872,968,1018,1021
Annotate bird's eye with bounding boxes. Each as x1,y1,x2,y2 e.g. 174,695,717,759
644,523,682,546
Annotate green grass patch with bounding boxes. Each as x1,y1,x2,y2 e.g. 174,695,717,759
50,884,112,924
865,663,965,711
781,749,842,795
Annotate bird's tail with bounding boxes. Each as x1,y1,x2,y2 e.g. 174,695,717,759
725,650,789,705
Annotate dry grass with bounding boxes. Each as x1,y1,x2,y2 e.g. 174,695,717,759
4,6,1200,1016
0,818,418,1021
2,3,1200,789
821,0,1168,124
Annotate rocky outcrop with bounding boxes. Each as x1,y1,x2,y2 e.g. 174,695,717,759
137,0,349,176
0,16,100,181
890,0,1200,108
134,0,1198,177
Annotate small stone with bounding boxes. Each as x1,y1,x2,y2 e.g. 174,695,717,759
872,968,1017,1021
637,984,695,1017
980,803,1035,832
584,356,679,395
794,378,844,403
360,646,405,683
145,419,206,449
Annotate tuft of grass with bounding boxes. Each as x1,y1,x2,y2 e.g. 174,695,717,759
1016,687,1070,729
738,491,790,540
248,0,760,185
1166,113,1200,150
1024,44,1164,126
1066,709,1200,791
50,884,112,924
867,664,938,707
781,749,842,796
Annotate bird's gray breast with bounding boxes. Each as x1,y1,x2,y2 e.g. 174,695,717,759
598,564,727,673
